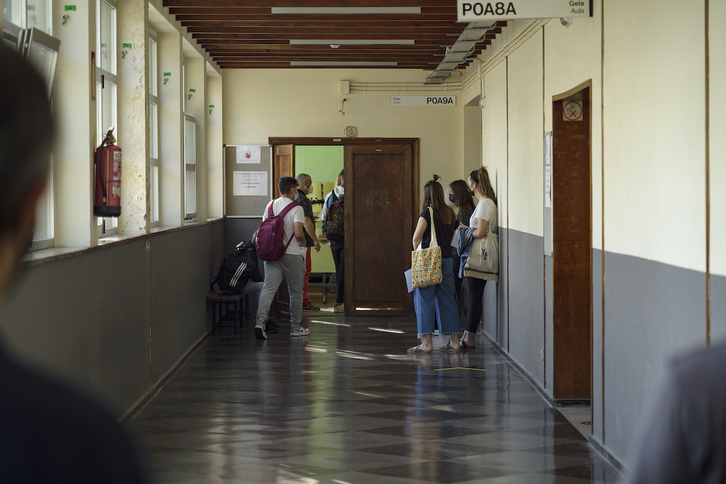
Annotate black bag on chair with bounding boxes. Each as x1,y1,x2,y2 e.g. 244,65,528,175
211,241,263,295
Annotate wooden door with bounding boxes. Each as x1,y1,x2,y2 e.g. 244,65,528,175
552,83,592,401
344,144,415,315
271,143,294,315
273,144,294,197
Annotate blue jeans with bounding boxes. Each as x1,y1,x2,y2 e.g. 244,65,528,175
413,258,460,337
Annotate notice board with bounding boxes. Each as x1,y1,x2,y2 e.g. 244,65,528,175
224,144,272,218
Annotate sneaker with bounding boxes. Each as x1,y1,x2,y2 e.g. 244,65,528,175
333,303,345,313
254,325,267,340
290,326,310,337
302,302,319,311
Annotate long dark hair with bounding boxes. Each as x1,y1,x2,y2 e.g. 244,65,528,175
469,167,497,206
423,175,456,224
450,179,475,211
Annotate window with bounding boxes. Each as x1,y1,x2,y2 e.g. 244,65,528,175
96,0,118,235
148,36,159,226
184,115,196,219
3,0,52,33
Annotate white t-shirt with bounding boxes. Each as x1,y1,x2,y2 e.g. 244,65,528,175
469,198,497,235
262,197,305,256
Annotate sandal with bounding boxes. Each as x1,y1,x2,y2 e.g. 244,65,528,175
439,342,462,353
407,344,432,354
459,340,475,350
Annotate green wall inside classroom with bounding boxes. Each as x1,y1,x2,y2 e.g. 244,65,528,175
295,146,344,186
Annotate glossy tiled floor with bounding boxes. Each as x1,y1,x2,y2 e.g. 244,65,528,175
129,313,621,483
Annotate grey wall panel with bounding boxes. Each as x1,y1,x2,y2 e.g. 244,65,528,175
592,249,603,440
604,252,706,462
224,217,262,253
506,228,545,385
0,221,224,416
545,254,553,398
710,273,726,343
483,227,508,346
149,223,224,384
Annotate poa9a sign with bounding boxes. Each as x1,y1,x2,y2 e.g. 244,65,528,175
391,96,457,106
457,0,592,22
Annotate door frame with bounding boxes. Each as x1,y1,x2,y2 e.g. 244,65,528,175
268,137,420,314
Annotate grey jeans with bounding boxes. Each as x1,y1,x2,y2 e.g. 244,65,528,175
255,253,306,327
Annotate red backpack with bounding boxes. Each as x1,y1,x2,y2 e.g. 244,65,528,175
255,201,298,261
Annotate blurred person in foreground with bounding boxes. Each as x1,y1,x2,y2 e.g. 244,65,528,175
0,44,146,483
621,341,726,484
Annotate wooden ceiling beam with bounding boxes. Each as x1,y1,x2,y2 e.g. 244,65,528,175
185,26,465,34
191,32,461,40
168,6,456,14
165,0,453,7
180,20,461,28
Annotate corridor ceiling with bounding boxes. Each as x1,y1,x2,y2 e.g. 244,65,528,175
163,0,507,70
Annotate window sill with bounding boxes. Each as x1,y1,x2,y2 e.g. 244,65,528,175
22,218,223,267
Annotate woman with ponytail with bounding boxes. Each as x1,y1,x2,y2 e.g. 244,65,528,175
449,179,476,310
460,167,498,349
408,175,461,353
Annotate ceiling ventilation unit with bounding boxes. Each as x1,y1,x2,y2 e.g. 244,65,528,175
426,22,496,85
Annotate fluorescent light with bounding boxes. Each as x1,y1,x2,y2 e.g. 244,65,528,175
272,7,421,15
290,39,415,46
291,61,398,67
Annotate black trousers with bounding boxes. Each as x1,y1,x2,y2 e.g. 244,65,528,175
466,277,487,333
453,254,464,306
330,240,345,304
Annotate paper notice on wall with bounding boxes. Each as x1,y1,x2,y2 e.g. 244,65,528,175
233,171,268,196
236,145,261,164
544,166,552,208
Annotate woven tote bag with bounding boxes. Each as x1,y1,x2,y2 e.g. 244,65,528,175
411,207,443,289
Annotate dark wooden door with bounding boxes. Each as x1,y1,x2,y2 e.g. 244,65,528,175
344,144,415,315
552,84,592,400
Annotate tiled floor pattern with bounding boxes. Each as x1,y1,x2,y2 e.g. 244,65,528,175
129,314,621,483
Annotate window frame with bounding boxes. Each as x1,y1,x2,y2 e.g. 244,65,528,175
95,0,118,236
148,35,159,227
183,114,197,221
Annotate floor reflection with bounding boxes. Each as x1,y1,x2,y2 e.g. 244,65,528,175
130,314,621,483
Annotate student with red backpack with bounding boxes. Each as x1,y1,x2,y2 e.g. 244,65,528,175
253,177,309,340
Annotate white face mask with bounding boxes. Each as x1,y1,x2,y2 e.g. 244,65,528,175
307,184,314,195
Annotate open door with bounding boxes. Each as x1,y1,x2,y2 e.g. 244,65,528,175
273,144,294,196
552,82,593,402
344,144,416,315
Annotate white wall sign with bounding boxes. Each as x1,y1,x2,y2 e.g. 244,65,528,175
457,0,592,22
233,171,268,196
391,95,457,106
236,145,261,164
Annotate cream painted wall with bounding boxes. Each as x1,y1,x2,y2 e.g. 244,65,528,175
544,15,602,248
604,0,706,271
482,62,508,227
507,33,545,237
222,69,464,197
710,0,726,277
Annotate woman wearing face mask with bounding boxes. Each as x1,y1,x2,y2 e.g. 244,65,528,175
449,180,476,311
459,167,498,349
408,175,461,353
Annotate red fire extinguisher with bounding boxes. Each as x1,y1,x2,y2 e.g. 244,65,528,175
94,128,122,217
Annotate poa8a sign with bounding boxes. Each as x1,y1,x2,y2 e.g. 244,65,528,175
457,0,592,22
391,96,457,106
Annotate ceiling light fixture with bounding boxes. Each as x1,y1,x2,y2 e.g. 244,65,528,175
330,44,340,49
290,39,415,46
291,61,397,67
